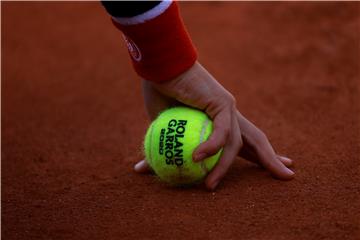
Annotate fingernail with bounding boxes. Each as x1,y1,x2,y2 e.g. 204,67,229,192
194,153,206,162
134,161,144,172
286,168,295,176
282,157,293,165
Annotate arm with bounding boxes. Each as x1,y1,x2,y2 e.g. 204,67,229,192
102,1,294,190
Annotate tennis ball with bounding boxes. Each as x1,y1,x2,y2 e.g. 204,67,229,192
144,106,221,186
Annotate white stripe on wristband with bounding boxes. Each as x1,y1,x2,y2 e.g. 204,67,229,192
112,0,173,26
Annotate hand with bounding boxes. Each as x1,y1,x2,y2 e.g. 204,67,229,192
136,61,295,190
236,111,294,178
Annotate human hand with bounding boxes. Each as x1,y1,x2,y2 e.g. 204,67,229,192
136,61,294,190
236,111,294,176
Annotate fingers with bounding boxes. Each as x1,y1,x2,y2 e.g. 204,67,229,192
240,145,294,168
252,136,294,180
255,137,295,180
193,109,231,162
205,113,242,190
205,147,234,190
134,160,152,173
259,152,294,180
277,156,293,167
237,112,295,180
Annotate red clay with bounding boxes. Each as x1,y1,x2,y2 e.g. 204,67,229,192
2,2,360,239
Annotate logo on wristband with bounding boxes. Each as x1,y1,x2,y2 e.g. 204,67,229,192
123,35,142,62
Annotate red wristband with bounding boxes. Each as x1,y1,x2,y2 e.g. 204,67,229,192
112,2,197,83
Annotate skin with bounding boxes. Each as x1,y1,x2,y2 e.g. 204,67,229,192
136,61,295,190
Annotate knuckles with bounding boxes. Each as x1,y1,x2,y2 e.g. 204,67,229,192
227,94,237,108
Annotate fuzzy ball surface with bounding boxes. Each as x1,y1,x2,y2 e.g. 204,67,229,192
144,107,221,186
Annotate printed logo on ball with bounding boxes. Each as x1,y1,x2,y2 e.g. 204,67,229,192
159,119,187,166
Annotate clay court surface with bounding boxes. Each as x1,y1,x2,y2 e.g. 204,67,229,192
2,2,360,239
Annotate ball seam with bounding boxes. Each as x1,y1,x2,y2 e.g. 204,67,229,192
199,118,210,175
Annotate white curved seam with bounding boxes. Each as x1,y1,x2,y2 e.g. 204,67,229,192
199,119,210,174
112,0,173,26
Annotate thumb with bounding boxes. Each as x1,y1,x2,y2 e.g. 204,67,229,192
134,160,152,173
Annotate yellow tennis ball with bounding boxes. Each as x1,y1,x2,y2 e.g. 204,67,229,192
144,106,221,186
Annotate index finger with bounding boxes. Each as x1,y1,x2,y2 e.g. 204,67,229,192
192,109,231,162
